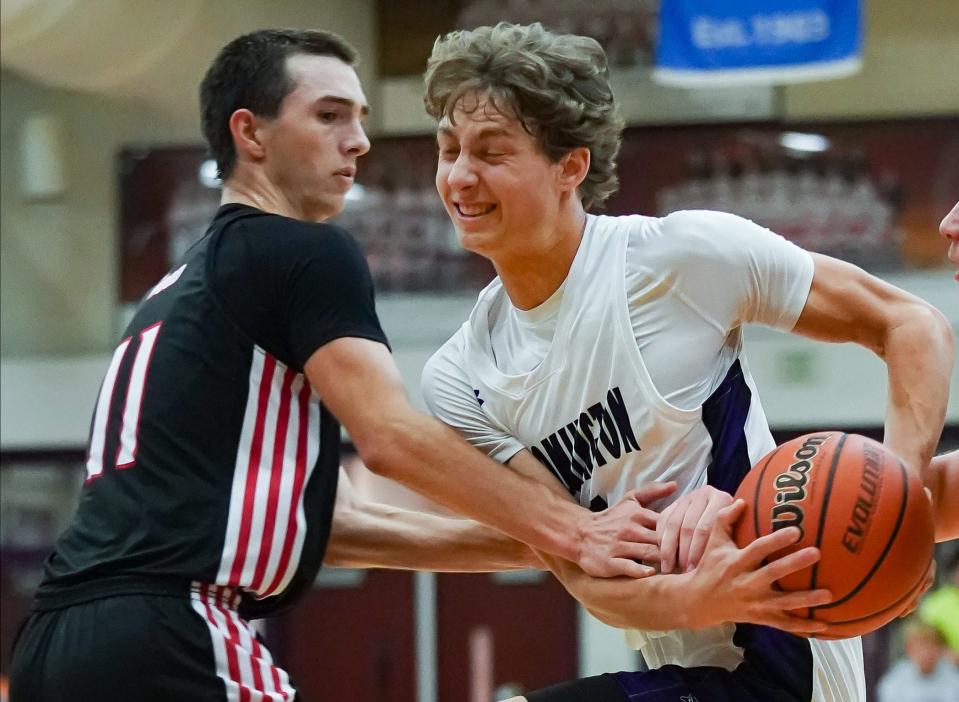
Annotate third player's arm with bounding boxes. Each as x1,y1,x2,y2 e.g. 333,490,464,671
325,468,541,571
791,254,954,484
305,337,653,577
928,450,959,542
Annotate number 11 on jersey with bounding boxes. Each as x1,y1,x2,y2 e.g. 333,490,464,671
85,322,163,482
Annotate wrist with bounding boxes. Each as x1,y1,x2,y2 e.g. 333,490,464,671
569,507,593,565
884,441,927,479
668,572,698,629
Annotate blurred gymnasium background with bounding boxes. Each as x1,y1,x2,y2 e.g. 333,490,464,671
1,1,957,701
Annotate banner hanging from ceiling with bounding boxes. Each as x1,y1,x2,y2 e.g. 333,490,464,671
654,0,862,87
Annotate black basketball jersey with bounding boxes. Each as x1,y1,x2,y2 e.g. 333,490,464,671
36,204,388,618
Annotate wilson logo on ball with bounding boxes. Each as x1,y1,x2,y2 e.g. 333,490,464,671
771,434,828,537
841,443,884,554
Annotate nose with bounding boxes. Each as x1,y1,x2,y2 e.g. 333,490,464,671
344,119,370,157
940,202,959,241
445,152,478,191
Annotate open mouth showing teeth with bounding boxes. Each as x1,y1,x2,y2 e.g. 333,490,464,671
456,203,496,217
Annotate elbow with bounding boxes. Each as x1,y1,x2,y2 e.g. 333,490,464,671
356,442,393,478
936,307,956,360
353,404,437,481
920,303,955,366
346,405,404,480
922,302,955,351
353,418,412,481
882,301,954,361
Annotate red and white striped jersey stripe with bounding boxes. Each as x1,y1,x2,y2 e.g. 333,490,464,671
190,582,296,702
215,346,321,599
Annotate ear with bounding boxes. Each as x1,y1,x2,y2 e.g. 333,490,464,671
557,146,590,193
228,108,266,164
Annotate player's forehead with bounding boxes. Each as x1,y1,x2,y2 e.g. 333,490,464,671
283,53,368,111
436,91,527,142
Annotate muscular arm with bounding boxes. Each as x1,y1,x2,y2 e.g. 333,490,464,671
792,254,955,481
324,468,541,571
305,338,650,577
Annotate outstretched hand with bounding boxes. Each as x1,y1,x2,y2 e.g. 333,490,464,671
576,482,677,578
681,500,834,636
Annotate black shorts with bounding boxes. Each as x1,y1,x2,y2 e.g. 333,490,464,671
10,585,296,702
525,624,815,702
525,667,795,702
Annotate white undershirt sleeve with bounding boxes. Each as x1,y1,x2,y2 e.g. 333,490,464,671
657,210,815,332
421,331,525,464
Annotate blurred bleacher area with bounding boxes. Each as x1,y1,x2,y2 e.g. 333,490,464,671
1,1,958,700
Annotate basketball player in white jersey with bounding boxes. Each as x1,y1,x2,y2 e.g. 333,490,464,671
418,23,954,702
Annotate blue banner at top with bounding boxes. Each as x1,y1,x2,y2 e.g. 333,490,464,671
654,0,862,87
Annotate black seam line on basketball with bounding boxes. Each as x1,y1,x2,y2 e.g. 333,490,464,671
822,569,924,627
754,444,785,541
808,432,847,618
819,552,928,626
815,458,912,612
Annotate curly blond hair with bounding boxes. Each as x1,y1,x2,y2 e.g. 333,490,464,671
424,22,624,210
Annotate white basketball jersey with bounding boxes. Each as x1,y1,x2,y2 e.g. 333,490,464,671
423,211,865,702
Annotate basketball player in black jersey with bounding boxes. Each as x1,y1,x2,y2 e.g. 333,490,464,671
9,29,671,702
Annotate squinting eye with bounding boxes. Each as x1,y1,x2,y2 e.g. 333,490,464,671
319,112,338,122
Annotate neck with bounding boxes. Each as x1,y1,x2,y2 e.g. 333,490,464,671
220,167,324,222
494,201,587,310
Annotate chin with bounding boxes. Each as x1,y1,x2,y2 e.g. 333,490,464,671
457,230,501,259
304,198,342,223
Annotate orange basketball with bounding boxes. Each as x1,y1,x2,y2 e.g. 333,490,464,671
733,432,934,639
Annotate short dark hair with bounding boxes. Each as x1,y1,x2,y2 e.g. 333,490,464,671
200,28,357,179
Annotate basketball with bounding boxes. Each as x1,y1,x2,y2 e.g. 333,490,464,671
734,432,935,639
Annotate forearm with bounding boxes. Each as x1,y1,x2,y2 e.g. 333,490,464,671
881,305,954,476
325,499,541,571
306,339,602,569
359,410,590,563
928,450,959,542
535,549,691,631
792,257,954,479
